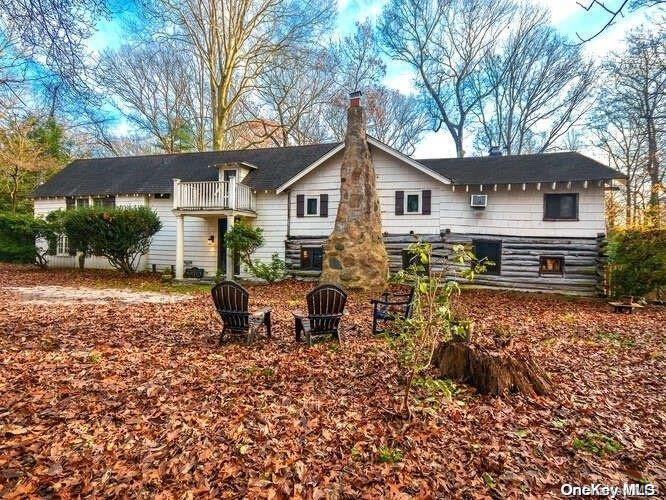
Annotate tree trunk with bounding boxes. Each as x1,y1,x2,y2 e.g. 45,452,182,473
434,339,550,397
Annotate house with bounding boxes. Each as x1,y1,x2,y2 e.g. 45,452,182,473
32,97,625,295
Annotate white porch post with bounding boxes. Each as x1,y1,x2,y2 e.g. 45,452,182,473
175,214,184,280
228,176,236,210
173,178,181,209
226,214,235,279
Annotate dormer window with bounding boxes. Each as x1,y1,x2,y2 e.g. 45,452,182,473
223,169,237,181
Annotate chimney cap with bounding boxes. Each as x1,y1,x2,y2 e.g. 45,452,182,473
349,90,362,98
488,145,503,156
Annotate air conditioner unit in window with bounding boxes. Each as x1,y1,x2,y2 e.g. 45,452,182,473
470,194,487,208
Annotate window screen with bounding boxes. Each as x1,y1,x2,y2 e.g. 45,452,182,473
544,194,578,220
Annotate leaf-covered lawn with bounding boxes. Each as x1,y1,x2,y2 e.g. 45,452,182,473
1,264,664,498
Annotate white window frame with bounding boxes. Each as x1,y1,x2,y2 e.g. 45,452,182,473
404,192,421,214
56,234,69,256
305,196,319,216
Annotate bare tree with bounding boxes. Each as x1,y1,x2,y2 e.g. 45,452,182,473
575,0,665,43
97,41,209,153
379,0,513,157
323,21,430,153
251,48,333,146
143,0,334,150
0,0,107,86
473,4,596,154
605,28,665,220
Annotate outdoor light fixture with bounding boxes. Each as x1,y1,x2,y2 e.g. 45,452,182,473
208,235,215,245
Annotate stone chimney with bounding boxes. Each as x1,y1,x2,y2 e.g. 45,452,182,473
320,92,389,291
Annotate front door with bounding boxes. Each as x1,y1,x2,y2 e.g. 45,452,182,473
217,218,240,276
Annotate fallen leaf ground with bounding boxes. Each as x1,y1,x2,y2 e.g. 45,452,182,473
0,264,664,498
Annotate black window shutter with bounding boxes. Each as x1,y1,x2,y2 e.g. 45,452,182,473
320,194,328,217
395,191,404,215
422,190,431,215
296,194,305,217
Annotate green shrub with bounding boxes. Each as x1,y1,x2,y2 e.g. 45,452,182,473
0,212,55,267
250,253,286,283
224,221,285,282
608,229,666,298
53,206,161,275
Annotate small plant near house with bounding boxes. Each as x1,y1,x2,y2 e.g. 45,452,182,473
386,241,486,418
572,431,622,457
377,445,404,463
224,221,286,282
251,253,286,283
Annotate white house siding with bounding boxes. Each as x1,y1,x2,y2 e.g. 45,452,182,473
439,184,605,238
288,147,445,236
147,198,218,275
251,192,288,263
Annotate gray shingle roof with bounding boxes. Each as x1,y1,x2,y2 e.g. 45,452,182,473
32,142,341,197
417,151,625,185
33,145,624,198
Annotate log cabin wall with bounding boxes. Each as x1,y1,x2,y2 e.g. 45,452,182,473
286,233,607,296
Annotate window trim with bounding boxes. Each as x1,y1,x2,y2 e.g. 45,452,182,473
539,256,565,276
300,246,323,270
55,235,70,256
543,193,579,221
405,192,421,214
305,196,319,216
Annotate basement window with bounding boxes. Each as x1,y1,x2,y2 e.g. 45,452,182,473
402,249,429,275
539,256,564,276
301,247,323,271
473,240,502,275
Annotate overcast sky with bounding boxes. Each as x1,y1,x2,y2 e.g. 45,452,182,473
89,0,662,159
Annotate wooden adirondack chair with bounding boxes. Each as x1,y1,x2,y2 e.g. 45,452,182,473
371,285,415,334
292,284,347,347
211,281,271,344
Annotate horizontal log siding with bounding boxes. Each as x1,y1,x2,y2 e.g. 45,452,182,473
286,233,605,295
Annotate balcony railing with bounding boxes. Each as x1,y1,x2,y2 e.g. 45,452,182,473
173,178,256,212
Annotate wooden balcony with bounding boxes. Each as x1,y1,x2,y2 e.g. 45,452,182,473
173,178,256,213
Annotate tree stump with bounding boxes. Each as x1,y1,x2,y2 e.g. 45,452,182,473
433,339,550,397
